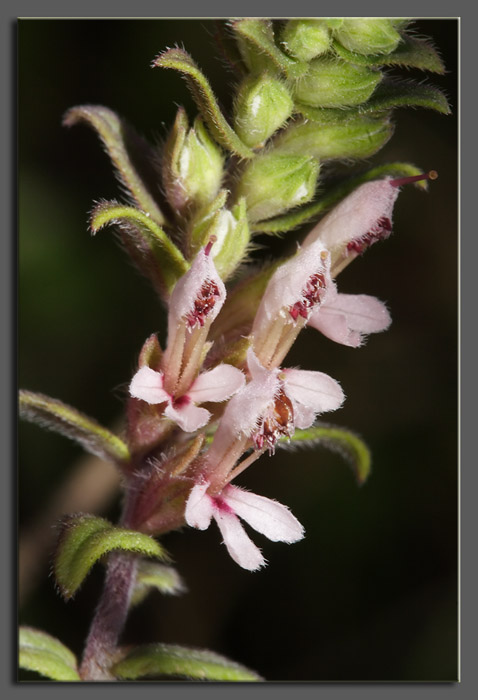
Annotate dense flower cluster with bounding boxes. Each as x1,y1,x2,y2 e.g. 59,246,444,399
128,176,421,570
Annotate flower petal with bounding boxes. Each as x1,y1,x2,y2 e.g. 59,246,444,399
164,401,212,432
188,364,245,404
284,368,345,414
309,294,391,346
213,509,266,571
185,481,214,530
224,485,305,544
129,366,169,404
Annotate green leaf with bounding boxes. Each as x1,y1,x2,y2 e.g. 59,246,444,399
280,423,371,485
251,161,428,235
112,643,263,681
54,514,168,599
63,105,166,225
19,627,80,681
90,201,189,295
332,35,446,73
231,19,308,79
130,561,186,606
153,49,253,159
19,390,130,464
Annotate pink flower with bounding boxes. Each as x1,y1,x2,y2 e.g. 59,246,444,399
202,349,344,488
185,480,305,571
129,363,245,432
303,178,399,257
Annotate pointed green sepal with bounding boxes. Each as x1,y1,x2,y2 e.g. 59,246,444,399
138,333,163,371
19,390,130,464
153,49,253,159
130,561,186,606
231,19,308,79
112,643,263,681
63,105,166,225
54,514,169,599
90,200,189,295
19,627,80,681
280,423,371,485
251,161,429,235
362,79,450,115
332,34,446,73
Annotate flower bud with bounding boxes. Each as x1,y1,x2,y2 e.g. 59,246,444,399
292,57,381,108
233,73,294,148
236,152,319,222
162,110,224,215
281,20,331,62
210,199,250,280
334,19,402,56
274,115,393,160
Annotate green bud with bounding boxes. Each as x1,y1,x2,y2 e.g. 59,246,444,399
281,20,331,62
233,73,294,148
237,152,319,222
211,199,250,279
334,19,402,56
274,115,393,160
292,57,381,108
162,110,224,215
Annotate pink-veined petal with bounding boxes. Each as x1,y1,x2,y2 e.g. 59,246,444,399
309,293,391,346
224,485,305,544
185,481,214,530
303,178,399,251
213,509,266,571
284,368,345,413
188,364,245,404
129,366,169,405
164,401,212,432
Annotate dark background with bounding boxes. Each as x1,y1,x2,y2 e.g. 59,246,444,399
18,19,458,681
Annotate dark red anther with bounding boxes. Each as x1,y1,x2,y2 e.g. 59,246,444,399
253,388,295,454
346,216,392,255
288,272,327,321
390,170,438,188
186,279,221,329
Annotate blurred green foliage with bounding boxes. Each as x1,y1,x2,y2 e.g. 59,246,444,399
18,19,457,681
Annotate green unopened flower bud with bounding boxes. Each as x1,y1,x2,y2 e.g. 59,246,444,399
334,19,402,56
162,110,224,215
274,115,393,160
234,73,294,148
211,199,250,279
237,152,319,222
281,20,331,62
292,57,381,108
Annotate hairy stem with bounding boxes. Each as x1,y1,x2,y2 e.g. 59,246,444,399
79,551,138,681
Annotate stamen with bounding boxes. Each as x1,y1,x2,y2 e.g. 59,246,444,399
390,170,438,188
186,279,221,329
253,388,294,454
346,216,392,255
204,235,218,257
289,272,327,321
